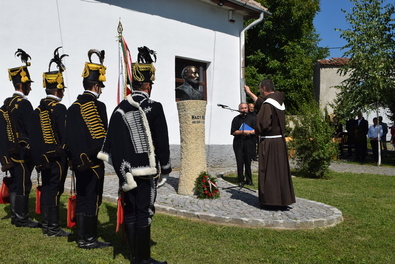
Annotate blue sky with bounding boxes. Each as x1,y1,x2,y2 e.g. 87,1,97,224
314,0,355,58
314,0,395,58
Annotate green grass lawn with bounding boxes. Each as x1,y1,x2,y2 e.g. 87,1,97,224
0,169,394,263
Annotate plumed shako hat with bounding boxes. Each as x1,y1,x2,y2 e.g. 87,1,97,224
8,48,34,85
82,49,106,88
132,46,156,87
43,46,68,89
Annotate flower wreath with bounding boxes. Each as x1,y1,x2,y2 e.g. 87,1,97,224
194,171,220,199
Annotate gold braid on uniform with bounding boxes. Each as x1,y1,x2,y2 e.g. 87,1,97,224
79,101,106,139
0,110,15,143
39,109,57,144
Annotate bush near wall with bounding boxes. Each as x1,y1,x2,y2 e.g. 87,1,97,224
289,103,338,178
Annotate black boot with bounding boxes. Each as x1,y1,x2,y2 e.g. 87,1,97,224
14,195,41,228
41,206,49,235
9,192,16,225
78,214,111,249
47,206,71,237
135,225,167,264
76,213,85,247
124,222,136,263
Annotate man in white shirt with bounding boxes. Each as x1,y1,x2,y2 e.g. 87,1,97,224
368,117,383,163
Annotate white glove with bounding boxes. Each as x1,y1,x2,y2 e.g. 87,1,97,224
157,173,168,188
122,172,137,192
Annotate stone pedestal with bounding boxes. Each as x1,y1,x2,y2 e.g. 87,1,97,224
177,100,207,195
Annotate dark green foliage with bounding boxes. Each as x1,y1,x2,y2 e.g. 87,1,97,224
244,66,262,104
290,103,338,178
245,0,329,113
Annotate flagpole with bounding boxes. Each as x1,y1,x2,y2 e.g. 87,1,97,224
117,19,123,104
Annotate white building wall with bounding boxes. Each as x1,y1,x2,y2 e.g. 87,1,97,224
0,0,254,167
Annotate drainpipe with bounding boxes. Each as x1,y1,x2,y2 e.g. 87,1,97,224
240,12,265,103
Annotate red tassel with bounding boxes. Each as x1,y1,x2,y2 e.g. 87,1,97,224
67,195,77,228
116,196,124,232
35,186,41,214
0,177,10,204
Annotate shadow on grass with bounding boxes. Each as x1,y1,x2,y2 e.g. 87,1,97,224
31,194,129,260
102,203,130,261
102,202,161,262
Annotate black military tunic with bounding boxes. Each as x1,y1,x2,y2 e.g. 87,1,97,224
65,91,107,216
0,92,34,195
99,91,171,225
29,96,68,206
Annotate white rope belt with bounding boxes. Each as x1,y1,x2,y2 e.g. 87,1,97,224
260,135,283,139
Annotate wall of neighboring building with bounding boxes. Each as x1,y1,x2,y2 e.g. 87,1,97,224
314,60,393,140
314,63,349,114
0,0,261,167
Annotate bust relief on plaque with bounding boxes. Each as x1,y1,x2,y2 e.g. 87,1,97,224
175,66,204,101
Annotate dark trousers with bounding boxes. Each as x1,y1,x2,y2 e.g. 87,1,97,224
123,176,156,227
371,140,379,162
355,138,367,161
75,162,104,216
8,160,34,195
40,157,68,207
233,138,253,184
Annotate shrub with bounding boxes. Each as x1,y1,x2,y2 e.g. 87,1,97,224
289,103,338,178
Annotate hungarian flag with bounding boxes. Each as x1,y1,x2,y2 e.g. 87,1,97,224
118,36,133,104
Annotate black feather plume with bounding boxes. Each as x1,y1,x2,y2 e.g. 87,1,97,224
14,48,31,65
137,46,157,64
48,46,68,72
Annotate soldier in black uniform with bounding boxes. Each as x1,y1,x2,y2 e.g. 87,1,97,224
0,49,41,228
98,47,171,264
65,49,111,249
29,47,71,237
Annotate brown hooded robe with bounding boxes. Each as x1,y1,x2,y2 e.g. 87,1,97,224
255,92,295,207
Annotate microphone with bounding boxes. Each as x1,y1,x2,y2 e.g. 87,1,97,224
217,104,228,108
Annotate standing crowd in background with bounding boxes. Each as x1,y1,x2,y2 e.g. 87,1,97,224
343,112,389,163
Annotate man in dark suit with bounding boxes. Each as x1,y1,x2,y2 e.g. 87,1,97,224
231,103,256,187
354,112,368,162
345,117,356,157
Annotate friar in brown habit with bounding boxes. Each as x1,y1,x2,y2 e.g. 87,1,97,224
244,80,295,210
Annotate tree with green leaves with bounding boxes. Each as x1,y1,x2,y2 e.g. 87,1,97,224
245,0,329,113
334,0,395,165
